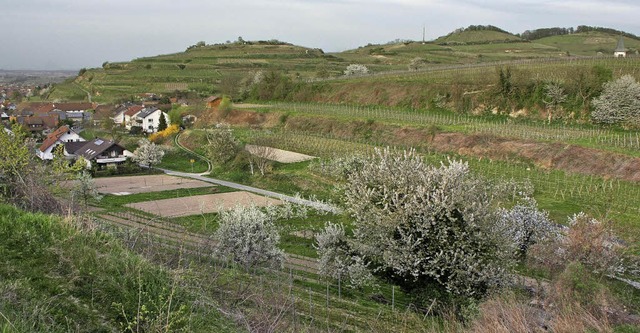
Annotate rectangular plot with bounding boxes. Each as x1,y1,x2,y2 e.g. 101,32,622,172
126,192,281,217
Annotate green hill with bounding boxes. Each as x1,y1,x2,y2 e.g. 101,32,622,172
0,204,238,332
434,28,522,45
535,31,640,56
47,27,640,104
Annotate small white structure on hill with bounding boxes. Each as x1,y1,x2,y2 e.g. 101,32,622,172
614,37,628,58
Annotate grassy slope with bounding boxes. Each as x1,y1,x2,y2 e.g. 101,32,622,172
434,30,522,44
49,30,635,104
0,204,239,332
535,31,640,56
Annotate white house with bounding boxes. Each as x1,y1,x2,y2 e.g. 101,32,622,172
37,125,85,160
137,107,170,133
123,105,145,130
614,37,628,58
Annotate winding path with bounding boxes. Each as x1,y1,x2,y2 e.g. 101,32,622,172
174,131,212,175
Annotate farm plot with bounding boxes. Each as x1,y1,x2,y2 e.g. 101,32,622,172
126,191,281,217
245,145,316,163
93,174,212,195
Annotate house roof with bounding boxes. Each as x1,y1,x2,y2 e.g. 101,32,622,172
52,103,94,112
137,107,160,119
39,125,80,152
74,138,124,160
22,115,58,129
615,37,627,52
64,141,89,154
124,105,144,117
93,104,115,121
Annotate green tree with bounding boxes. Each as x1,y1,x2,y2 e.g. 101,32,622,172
0,126,63,213
157,113,168,132
72,171,102,209
51,145,85,181
168,109,183,128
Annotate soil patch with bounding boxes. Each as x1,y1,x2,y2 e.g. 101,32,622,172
245,145,316,163
125,191,281,217
94,175,213,195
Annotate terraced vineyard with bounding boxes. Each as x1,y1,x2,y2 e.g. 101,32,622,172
94,209,431,331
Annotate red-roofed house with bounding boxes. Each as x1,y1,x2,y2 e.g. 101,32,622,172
124,105,145,129
37,125,85,160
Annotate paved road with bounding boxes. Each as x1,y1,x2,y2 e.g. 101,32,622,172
159,168,341,214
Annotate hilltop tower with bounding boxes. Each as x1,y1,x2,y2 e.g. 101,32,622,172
614,37,627,58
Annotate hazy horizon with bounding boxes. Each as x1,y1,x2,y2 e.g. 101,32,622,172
3,0,639,70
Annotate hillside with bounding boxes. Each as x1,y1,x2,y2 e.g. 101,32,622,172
47,27,639,104
434,28,522,45
0,204,238,332
535,31,640,56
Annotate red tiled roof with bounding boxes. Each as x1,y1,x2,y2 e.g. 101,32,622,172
52,103,94,112
124,105,144,117
39,125,71,152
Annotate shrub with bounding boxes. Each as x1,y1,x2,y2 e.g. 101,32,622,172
205,123,241,165
149,124,180,143
318,148,518,311
213,204,285,270
496,197,558,258
344,64,369,76
592,75,640,126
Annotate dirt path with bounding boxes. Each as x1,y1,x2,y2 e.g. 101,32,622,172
175,131,212,175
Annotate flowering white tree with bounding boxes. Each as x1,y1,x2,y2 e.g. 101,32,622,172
205,123,240,165
592,75,640,126
315,222,373,287
496,196,557,257
343,64,369,76
213,204,285,270
326,148,514,301
132,139,164,169
72,171,103,208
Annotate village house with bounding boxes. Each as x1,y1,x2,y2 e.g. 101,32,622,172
37,125,85,160
137,107,170,133
92,104,115,126
65,137,131,169
17,114,58,136
123,105,145,129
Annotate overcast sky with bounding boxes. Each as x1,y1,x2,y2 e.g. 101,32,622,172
2,0,639,70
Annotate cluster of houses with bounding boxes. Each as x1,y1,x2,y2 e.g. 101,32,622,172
36,125,131,169
0,91,225,171
0,100,173,171
112,103,170,133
